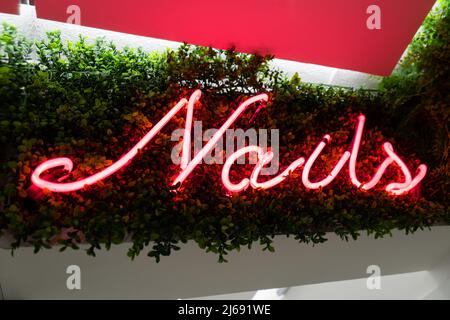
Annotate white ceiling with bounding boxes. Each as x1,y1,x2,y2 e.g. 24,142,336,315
1,226,450,299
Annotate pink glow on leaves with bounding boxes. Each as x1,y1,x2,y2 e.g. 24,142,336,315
171,92,269,186
32,98,188,192
301,135,351,189
31,91,427,196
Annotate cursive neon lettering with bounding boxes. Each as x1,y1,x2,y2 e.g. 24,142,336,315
172,92,269,186
31,90,427,196
32,98,188,192
349,115,365,188
250,150,305,190
301,135,351,189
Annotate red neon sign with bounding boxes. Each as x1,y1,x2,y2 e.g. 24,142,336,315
31,90,427,196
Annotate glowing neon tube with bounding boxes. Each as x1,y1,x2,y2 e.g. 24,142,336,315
222,146,305,192
382,142,412,192
301,135,351,189
360,143,413,193
172,93,269,186
361,157,394,190
349,115,365,188
31,98,189,192
250,151,305,190
180,90,201,170
221,146,261,192
388,164,427,195
31,90,428,197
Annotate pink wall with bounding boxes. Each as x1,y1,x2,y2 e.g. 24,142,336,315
0,0,19,15
35,0,435,76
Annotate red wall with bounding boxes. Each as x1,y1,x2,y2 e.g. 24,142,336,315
35,0,436,76
0,0,19,15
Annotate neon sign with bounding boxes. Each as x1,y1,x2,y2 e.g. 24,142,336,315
31,90,427,196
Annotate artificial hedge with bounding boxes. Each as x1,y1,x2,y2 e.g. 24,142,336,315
0,1,449,262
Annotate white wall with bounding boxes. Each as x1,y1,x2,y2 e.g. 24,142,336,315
1,226,450,299
423,249,450,299
191,253,450,300
281,271,439,300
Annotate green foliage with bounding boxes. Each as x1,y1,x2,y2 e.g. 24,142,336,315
0,11,449,262
379,0,450,205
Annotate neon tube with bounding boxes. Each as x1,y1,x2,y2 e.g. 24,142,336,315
360,143,413,192
388,164,427,195
301,135,351,189
222,146,305,192
221,146,261,192
31,90,427,197
349,115,365,188
180,90,201,170
31,98,188,192
172,94,269,186
361,157,394,190
382,142,412,192
250,151,305,190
